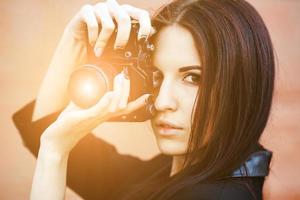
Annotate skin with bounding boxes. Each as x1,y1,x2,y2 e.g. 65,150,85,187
30,1,202,199
151,24,202,175
30,2,153,199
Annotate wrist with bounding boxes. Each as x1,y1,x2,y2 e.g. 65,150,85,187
37,144,69,167
39,140,70,161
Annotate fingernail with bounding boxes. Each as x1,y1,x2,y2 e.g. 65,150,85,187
114,45,125,50
94,47,103,57
114,46,124,56
145,94,153,104
150,27,157,35
122,67,129,79
138,35,147,43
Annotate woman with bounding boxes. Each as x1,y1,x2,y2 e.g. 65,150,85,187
13,0,274,199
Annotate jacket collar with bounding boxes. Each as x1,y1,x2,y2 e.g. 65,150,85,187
231,149,272,177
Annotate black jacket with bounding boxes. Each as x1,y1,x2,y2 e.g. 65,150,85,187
12,101,272,200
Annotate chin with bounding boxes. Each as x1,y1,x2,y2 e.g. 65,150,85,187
155,137,188,156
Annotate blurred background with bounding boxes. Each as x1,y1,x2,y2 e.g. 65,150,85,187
1,0,299,199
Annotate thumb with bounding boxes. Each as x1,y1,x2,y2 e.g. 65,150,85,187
120,93,151,115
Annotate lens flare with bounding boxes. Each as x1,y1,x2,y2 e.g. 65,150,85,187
68,66,108,109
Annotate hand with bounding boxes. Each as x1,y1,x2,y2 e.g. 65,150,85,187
40,71,150,155
66,0,154,57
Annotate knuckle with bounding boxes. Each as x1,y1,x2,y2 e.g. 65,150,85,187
81,4,92,12
92,21,99,27
118,15,130,24
94,2,105,9
121,4,130,8
103,22,115,32
140,10,150,18
107,0,118,4
121,4,132,10
88,22,98,31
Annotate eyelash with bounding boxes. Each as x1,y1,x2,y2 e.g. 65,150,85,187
183,73,201,85
153,72,201,87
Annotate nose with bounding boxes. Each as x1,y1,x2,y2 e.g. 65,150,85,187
154,79,178,112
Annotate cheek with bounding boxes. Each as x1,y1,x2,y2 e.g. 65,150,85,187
178,91,195,140
150,84,198,156
177,83,198,117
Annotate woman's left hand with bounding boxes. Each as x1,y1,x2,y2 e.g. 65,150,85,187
40,72,150,155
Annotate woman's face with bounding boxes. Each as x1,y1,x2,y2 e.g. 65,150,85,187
151,24,202,156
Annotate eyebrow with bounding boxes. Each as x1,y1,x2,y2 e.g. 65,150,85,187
178,65,202,72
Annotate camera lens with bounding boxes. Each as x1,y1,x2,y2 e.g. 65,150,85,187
68,65,109,109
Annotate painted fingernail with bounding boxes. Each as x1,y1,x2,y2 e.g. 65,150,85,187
114,45,125,50
138,35,147,43
150,27,157,35
122,67,129,79
114,46,124,56
94,47,103,57
145,94,153,104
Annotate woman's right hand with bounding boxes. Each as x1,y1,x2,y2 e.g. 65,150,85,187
32,0,154,120
66,0,154,57
39,0,155,155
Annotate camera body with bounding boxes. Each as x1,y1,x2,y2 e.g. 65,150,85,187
68,22,160,122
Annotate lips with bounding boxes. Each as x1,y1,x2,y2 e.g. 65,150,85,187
155,120,183,136
155,119,183,130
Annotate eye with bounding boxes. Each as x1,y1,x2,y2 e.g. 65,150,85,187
183,73,201,85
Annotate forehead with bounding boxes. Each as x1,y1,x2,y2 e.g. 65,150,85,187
153,24,201,70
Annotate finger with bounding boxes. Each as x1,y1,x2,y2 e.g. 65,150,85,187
121,93,151,115
106,0,131,49
65,101,82,112
118,71,130,109
56,102,82,123
80,4,99,45
121,4,152,40
108,73,123,112
93,3,116,57
58,102,81,118
150,26,157,36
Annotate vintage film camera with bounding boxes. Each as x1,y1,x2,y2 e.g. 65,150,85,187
68,21,160,122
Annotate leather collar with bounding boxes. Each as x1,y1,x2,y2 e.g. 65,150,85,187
231,149,272,177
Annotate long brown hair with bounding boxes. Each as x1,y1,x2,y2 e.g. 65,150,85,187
123,0,275,199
